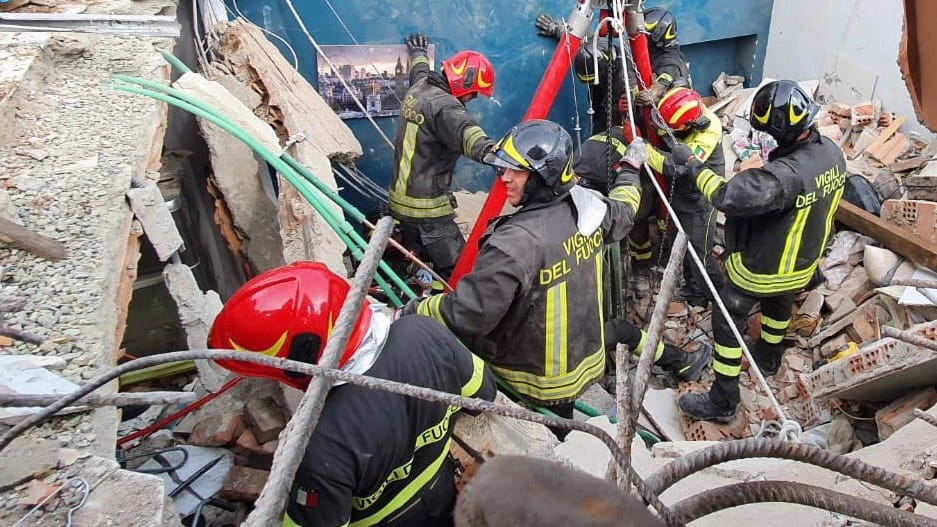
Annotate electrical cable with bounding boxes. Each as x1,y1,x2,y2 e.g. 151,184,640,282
230,0,300,69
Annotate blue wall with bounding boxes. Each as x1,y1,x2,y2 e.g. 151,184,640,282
229,0,772,213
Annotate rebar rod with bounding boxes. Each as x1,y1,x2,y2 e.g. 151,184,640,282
645,438,937,506
0,347,677,524
891,278,937,290
245,216,394,527
615,343,632,490
0,391,197,407
882,326,937,353
670,481,937,527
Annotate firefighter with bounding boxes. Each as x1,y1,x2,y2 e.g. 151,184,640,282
388,33,497,280
573,128,712,381
672,80,846,422
641,87,726,307
632,6,692,108
207,261,497,526
402,119,698,423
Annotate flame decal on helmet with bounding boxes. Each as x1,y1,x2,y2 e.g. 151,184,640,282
559,158,574,184
476,70,492,89
789,102,809,125
645,20,659,30
450,58,468,75
229,331,289,357
753,104,772,125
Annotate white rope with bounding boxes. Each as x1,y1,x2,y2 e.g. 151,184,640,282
561,23,584,150
280,0,395,149
601,0,801,442
230,0,300,69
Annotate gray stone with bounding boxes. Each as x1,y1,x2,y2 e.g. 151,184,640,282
0,437,61,491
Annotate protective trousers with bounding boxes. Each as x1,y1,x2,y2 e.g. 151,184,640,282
398,216,465,280
670,186,724,305
710,281,793,409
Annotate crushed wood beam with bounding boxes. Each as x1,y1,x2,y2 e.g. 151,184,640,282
864,115,906,155
0,391,198,408
0,13,180,38
836,200,937,271
0,215,66,260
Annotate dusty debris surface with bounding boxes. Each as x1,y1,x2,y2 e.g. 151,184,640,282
0,1,175,525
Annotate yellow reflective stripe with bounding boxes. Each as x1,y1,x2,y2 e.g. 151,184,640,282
491,348,604,402
409,55,429,68
656,72,674,84
596,249,604,349
388,195,453,218
633,251,653,261
461,353,486,397
349,439,452,527
712,359,741,377
462,125,486,157
544,282,568,377
394,122,419,196
726,253,815,295
761,331,785,344
820,186,845,258
779,206,810,274
646,145,666,173
636,330,665,362
415,295,448,328
695,169,725,201
609,186,640,213
761,315,790,331
629,238,652,250
586,134,627,157
714,343,742,360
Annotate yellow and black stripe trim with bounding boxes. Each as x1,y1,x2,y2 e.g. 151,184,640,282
713,342,742,377
609,185,641,214
415,294,448,328
462,125,486,158
491,347,605,403
544,282,569,378
389,122,455,219
760,314,789,345
779,206,810,274
695,168,726,201
726,252,816,296
636,329,665,362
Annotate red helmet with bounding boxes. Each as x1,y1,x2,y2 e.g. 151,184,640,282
441,50,495,99
657,88,705,130
208,261,372,390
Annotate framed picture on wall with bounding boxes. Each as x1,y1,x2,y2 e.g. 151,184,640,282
316,44,437,119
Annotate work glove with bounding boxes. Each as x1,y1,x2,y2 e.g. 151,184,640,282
397,296,422,319
635,82,665,108
663,143,704,183
405,33,428,56
620,137,648,170
535,13,564,39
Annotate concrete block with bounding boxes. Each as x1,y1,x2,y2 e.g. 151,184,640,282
801,320,937,401
188,413,245,447
881,199,937,245
220,466,269,502
244,395,286,444
234,428,278,469
453,392,558,461
126,181,184,261
554,416,662,479
0,437,60,491
875,388,937,440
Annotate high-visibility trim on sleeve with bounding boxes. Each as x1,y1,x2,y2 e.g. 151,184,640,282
462,125,486,158
461,353,487,397
415,295,448,328
609,186,640,214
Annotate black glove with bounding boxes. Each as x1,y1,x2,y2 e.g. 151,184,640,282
398,296,422,318
535,13,564,39
405,33,428,56
662,143,699,181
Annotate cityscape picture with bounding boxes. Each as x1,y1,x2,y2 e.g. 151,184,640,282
316,44,436,120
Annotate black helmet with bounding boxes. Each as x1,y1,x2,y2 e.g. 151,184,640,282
484,120,574,206
750,80,820,145
574,41,611,83
644,7,678,49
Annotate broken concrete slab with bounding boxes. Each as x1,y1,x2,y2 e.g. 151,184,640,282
0,356,80,424
0,437,60,491
554,416,661,480
174,71,284,272
162,262,229,392
126,180,184,261
875,388,937,440
212,19,360,273
453,393,559,461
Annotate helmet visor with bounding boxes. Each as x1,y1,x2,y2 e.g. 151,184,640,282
483,142,530,172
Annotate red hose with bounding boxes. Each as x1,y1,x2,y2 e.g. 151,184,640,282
116,376,243,448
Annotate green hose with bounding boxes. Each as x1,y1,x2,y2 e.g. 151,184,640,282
156,49,191,74
111,77,415,304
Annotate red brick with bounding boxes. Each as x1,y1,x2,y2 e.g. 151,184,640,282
188,413,245,447
234,429,278,469
875,388,937,440
245,396,287,444
220,466,269,503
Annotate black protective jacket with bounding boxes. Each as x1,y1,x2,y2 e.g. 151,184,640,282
414,173,641,405
388,53,494,221
651,45,691,91
285,316,496,527
692,130,846,296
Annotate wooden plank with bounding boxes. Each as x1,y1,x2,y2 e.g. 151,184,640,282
863,115,906,157
869,133,909,165
836,200,937,271
0,215,66,260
